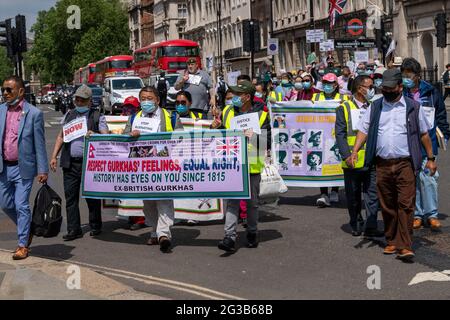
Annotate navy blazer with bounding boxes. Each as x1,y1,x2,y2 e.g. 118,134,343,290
0,100,49,179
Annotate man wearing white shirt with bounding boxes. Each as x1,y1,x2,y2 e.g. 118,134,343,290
351,69,435,261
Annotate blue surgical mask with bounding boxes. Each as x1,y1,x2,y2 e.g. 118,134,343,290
6,97,20,106
323,84,335,95
294,82,303,90
225,99,232,106
365,88,376,101
75,105,89,113
232,95,243,108
176,104,188,115
402,77,416,89
281,79,290,86
374,79,383,88
303,82,312,90
255,92,263,99
141,101,157,114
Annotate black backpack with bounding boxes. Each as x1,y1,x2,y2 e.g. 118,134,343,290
31,184,63,238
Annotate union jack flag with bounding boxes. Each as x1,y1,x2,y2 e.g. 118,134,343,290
216,138,240,156
328,0,347,30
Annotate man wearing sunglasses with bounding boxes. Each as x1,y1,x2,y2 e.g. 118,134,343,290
335,75,382,238
174,90,203,120
0,76,48,260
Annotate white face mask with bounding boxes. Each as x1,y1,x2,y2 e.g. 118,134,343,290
365,88,376,101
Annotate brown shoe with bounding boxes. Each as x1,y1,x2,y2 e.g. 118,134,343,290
12,247,29,260
397,249,415,261
413,218,422,229
146,237,158,245
428,218,441,230
383,245,397,255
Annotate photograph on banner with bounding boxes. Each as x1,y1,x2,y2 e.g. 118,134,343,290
63,117,87,143
102,198,225,222
269,101,344,188
106,116,129,134
81,130,250,200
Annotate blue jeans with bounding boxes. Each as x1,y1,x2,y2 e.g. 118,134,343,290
415,159,439,220
0,164,34,247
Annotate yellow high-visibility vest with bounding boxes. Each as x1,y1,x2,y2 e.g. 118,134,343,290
312,92,350,102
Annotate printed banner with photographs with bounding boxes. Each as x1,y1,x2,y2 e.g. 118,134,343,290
82,130,250,200
269,100,344,187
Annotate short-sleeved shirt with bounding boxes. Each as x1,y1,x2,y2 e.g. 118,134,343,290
66,112,108,158
176,70,212,112
357,96,431,159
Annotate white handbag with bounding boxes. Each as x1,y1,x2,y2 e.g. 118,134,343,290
259,163,288,199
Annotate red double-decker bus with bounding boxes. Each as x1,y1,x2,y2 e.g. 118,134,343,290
94,55,134,84
73,68,83,85
133,40,201,79
81,63,97,84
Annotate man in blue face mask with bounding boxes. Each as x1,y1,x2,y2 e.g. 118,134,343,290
50,85,109,241
401,57,450,231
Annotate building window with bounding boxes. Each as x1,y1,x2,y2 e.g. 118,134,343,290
178,3,188,18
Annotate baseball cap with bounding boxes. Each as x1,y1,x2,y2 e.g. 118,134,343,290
374,66,387,75
229,80,256,95
322,73,338,83
123,96,140,108
187,57,197,64
381,69,403,88
300,72,312,79
74,84,92,99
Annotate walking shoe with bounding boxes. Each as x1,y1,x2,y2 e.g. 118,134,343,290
397,249,415,261
146,237,159,245
383,245,397,255
413,218,422,229
159,236,171,253
351,230,362,237
330,191,339,203
218,237,236,252
63,230,83,241
187,220,198,226
316,194,331,208
364,228,385,238
12,247,29,260
428,218,441,230
90,229,102,237
246,232,259,248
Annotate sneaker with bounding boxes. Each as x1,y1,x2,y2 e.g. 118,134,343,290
413,218,422,229
246,232,259,248
159,236,171,253
428,218,441,230
397,249,415,261
187,220,198,225
330,191,339,203
316,194,331,208
218,237,236,252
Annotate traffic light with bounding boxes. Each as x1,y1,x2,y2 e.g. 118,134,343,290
243,19,261,53
381,34,391,52
0,18,13,57
436,13,447,48
15,15,27,53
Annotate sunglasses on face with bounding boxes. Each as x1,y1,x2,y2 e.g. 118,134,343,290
176,100,188,105
1,87,13,94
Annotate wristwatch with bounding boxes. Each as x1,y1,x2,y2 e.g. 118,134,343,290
427,156,436,161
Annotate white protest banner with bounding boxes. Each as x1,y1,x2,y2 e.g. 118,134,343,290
132,117,160,133
320,40,335,52
230,112,262,134
63,117,88,143
350,108,368,131
354,50,369,64
306,29,325,43
187,74,202,85
227,71,241,86
106,116,129,134
180,118,213,131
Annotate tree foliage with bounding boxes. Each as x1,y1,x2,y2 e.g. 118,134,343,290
0,47,14,83
27,0,130,84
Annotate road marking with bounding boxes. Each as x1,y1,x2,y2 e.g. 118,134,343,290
0,248,243,300
408,270,450,285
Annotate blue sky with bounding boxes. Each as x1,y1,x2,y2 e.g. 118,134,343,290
0,0,58,36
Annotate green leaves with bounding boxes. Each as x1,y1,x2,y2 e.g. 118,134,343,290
27,0,130,84
0,47,14,83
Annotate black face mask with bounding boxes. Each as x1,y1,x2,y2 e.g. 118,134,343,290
382,90,401,102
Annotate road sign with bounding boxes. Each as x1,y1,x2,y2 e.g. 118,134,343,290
335,39,376,49
347,18,364,36
306,29,325,43
267,38,279,55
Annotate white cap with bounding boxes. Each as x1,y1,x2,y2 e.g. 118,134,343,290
393,57,403,66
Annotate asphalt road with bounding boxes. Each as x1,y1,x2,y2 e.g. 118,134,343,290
1,103,450,300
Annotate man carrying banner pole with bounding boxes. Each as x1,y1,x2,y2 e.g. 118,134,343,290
211,80,270,252
123,86,183,253
50,85,109,241
335,75,383,237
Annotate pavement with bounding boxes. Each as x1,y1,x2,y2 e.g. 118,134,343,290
0,102,450,300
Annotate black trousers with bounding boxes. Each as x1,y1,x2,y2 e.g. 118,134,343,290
63,160,102,232
343,167,379,231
